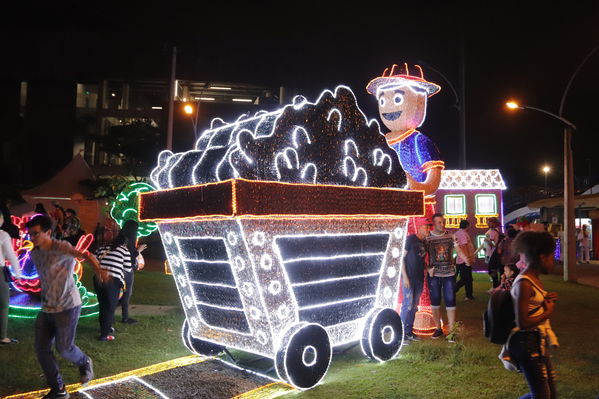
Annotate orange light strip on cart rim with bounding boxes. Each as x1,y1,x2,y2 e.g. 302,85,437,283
138,178,425,223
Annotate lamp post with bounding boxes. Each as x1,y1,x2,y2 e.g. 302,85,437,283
506,101,577,282
542,165,551,194
183,102,200,140
418,58,467,169
505,46,598,282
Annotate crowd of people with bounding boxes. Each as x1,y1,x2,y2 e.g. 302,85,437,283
1,203,561,398
399,213,559,399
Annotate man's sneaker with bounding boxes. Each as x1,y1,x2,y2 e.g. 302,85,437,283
98,335,115,341
79,356,94,386
408,334,422,342
401,336,411,345
109,327,115,334
42,386,69,399
122,318,138,324
431,328,445,339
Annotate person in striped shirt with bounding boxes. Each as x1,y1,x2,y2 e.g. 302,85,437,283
94,232,132,341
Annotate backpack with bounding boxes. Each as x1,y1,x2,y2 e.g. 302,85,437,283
483,276,544,345
483,289,515,344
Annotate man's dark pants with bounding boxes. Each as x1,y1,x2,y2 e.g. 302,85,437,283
93,276,123,337
400,277,424,336
120,270,134,321
34,306,88,390
454,262,474,298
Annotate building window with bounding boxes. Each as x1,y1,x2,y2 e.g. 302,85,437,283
475,194,498,228
476,194,497,215
476,235,486,258
444,194,467,229
445,194,466,215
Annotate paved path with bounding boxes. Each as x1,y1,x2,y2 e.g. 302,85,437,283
552,261,599,288
3,356,293,399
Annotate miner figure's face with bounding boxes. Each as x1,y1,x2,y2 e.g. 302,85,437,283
376,84,427,135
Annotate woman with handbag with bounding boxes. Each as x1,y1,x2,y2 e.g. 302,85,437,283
0,212,23,344
508,231,559,399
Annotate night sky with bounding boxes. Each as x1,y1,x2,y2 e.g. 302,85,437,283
2,1,598,192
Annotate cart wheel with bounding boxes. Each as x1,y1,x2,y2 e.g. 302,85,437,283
275,323,331,390
182,319,225,356
361,307,404,362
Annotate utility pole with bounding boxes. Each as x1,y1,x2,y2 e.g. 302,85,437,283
166,46,177,151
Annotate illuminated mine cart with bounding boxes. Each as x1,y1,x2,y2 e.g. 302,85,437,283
140,179,423,389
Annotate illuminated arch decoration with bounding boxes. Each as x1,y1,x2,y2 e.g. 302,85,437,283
7,215,99,319
110,182,158,237
141,86,425,390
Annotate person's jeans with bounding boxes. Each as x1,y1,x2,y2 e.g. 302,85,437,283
34,306,88,390
508,331,557,399
0,276,9,339
454,262,473,298
399,277,424,336
93,276,122,337
427,275,456,309
120,270,134,321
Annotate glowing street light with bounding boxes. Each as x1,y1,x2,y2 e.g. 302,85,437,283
183,104,194,115
504,98,577,281
505,101,521,110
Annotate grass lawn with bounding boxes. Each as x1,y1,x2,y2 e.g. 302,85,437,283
0,267,188,396
1,270,598,398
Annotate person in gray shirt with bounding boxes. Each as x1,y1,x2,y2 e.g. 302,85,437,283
27,215,108,399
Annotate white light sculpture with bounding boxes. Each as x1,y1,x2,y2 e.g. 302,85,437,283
141,87,425,390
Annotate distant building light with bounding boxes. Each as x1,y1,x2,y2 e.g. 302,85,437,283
151,106,163,110
197,97,215,101
210,86,232,90
111,93,116,97
32,196,72,200
232,98,253,103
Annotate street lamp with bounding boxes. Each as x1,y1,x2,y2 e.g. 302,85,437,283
183,103,199,139
505,100,577,281
542,165,551,193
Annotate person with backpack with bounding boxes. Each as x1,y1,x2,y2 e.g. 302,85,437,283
489,231,558,399
499,227,520,267
477,217,502,288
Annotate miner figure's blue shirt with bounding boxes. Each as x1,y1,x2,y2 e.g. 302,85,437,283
389,131,443,183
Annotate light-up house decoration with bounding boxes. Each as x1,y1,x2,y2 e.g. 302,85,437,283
140,86,425,389
435,169,507,269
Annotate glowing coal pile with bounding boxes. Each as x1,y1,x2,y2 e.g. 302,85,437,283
150,86,406,189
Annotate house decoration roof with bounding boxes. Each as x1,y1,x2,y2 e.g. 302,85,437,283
438,169,506,190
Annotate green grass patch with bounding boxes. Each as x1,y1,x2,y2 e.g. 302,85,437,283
1,271,598,398
79,263,181,307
